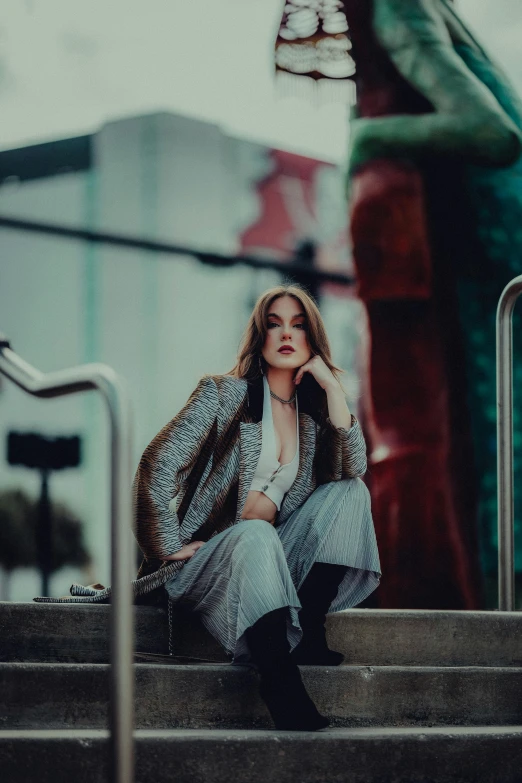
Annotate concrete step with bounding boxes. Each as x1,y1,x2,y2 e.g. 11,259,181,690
2,662,522,730
0,602,170,664
2,602,522,666
1,727,522,783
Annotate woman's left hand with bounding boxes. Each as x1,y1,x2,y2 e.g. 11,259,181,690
294,355,339,391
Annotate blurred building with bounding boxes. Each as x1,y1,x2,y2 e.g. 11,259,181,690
0,111,364,596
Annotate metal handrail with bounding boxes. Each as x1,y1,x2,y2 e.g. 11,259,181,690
496,275,522,611
0,334,134,783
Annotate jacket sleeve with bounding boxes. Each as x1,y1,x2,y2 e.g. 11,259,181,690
132,376,219,560
325,414,368,478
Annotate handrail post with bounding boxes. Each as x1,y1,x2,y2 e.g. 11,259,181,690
496,276,522,611
0,335,134,782
105,369,134,783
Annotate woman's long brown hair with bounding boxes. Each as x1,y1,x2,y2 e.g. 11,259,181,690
225,284,347,428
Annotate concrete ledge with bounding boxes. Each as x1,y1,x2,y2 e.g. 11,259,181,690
0,602,171,663
2,603,522,666
1,727,522,783
1,662,521,730
325,609,522,667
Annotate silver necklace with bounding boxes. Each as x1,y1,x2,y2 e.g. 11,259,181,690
269,387,296,405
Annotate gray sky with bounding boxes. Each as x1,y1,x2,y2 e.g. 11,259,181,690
1,0,521,162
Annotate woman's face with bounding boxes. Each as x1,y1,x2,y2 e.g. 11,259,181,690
261,295,313,372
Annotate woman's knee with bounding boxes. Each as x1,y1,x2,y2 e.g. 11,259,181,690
230,518,281,551
229,519,287,574
323,476,369,495
345,476,370,496
326,477,371,507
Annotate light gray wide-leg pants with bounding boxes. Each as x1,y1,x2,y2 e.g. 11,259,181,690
165,477,381,663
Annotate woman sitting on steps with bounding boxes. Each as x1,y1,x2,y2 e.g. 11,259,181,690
134,283,382,731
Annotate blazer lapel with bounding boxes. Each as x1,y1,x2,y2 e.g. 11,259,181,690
278,413,317,523
236,420,263,521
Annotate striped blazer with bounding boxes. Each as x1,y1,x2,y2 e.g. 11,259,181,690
34,372,367,604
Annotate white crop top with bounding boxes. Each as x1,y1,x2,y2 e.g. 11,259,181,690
248,375,300,510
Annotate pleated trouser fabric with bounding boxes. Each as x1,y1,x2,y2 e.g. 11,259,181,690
164,477,381,663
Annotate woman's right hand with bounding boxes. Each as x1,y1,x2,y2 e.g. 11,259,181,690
164,541,205,562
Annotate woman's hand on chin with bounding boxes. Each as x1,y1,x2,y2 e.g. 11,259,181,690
294,354,339,391
164,541,205,561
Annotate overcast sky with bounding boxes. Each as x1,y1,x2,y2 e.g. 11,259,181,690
1,0,521,163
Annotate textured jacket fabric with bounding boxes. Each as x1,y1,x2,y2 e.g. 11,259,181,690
34,372,368,604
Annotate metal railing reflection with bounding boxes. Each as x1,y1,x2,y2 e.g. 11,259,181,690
0,334,134,783
496,276,522,611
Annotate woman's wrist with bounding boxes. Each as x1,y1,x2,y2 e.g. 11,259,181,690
323,378,342,393
165,541,205,562
325,382,352,429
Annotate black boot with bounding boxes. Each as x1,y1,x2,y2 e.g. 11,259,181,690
291,562,348,666
244,607,330,731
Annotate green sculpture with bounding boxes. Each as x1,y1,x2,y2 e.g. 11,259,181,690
348,0,521,173
275,0,522,605
348,0,522,604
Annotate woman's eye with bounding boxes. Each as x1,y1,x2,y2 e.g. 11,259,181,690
267,322,307,329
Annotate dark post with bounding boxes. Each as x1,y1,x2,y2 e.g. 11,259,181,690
7,431,81,596
36,469,52,595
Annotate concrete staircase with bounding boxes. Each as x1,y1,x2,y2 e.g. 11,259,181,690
1,602,522,782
